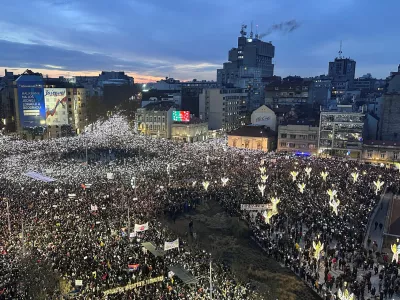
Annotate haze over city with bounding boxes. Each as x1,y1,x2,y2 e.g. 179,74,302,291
1,0,399,82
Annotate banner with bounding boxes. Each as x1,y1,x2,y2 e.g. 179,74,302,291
90,205,98,211
164,238,179,251
134,222,148,232
16,78,46,128
44,88,68,125
103,276,164,295
241,204,272,211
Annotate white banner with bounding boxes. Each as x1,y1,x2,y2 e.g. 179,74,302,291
90,205,98,211
134,222,149,232
44,88,68,126
164,238,179,251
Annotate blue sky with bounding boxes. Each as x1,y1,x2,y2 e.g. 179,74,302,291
0,0,399,82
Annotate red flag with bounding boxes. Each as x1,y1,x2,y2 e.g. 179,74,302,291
128,264,140,270
81,184,86,190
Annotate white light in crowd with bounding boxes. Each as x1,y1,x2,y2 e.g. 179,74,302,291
373,179,384,195
202,181,210,191
305,167,312,178
327,189,337,201
337,283,355,300
297,183,306,194
259,167,266,174
258,184,266,197
221,177,229,186
351,172,359,183
270,197,280,213
329,198,340,215
312,240,324,260
260,174,268,183
290,171,298,182
391,239,400,263
320,171,328,181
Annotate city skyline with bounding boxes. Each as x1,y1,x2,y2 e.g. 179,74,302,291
1,0,399,83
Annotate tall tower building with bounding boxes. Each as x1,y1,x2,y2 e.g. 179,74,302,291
217,24,275,111
328,42,356,97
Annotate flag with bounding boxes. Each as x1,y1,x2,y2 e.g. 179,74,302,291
164,238,179,251
134,222,149,232
128,264,140,271
81,184,86,190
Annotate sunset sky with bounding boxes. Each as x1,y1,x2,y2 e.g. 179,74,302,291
1,0,399,83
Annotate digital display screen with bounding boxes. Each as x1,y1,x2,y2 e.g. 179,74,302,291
172,111,190,122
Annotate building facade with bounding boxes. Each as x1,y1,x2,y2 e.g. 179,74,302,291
362,140,400,165
265,80,313,106
379,93,400,141
277,123,319,154
250,105,277,131
217,25,275,110
171,118,208,142
199,88,247,131
136,102,176,138
318,105,365,158
227,125,276,152
181,80,219,117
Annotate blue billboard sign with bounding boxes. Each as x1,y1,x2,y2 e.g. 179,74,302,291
17,79,46,128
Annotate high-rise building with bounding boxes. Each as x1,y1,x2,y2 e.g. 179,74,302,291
318,105,365,158
199,88,247,131
217,25,275,111
328,45,356,97
181,79,219,117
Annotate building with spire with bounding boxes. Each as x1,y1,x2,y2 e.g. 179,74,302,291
328,42,356,97
217,24,275,111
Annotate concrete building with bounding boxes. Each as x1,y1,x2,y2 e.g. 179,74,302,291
171,117,208,142
199,88,247,131
0,69,19,132
141,90,181,108
318,105,365,158
152,77,182,91
265,79,313,106
362,140,400,166
136,101,176,138
217,25,275,110
379,93,400,141
181,80,219,117
277,121,319,155
227,125,276,151
250,105,277,131
328,52,356,97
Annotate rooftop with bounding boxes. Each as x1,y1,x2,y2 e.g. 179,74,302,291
281,119,317,126
173,117,206,125
143,101,177,111
228,125,276,138
364,140,400,147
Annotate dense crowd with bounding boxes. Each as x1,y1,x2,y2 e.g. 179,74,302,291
1,115,400,299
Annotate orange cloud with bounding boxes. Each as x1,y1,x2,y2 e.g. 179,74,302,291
0,67,164,83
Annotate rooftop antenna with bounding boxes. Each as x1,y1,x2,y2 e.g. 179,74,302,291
250,21,253,38
255,24,259,39
338,40,343,59
240,24,247,37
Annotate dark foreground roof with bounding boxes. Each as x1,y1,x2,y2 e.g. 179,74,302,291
364,140,400,147
228,125,276,138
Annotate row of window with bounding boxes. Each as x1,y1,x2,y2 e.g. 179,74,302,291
280,142,316,149
280,134,317,140
366,151,399,160
137,116,166,122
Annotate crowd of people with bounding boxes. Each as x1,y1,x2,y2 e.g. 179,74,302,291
1,115,400,299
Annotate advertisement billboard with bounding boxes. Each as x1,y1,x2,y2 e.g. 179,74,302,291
44,88,68,126
172,111,190,122
17,80,46,128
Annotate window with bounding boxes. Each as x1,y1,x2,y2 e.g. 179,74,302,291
280,142,286,147
68,98,72,102
233,139,237,147
257,142,262,150
281,134,287,138
299,135,307,140
290,134,296,139
394,152,399,160
299,144,307,148
288,143,295,148
367,151,373,158
244,140,250,148
380,152,386,159
309,135,317,140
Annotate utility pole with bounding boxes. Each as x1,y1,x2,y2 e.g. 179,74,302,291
209,256,213,300
21,218,25,256
5,198,11,235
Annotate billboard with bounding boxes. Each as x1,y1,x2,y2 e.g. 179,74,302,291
17,80,46,128
172,111,190,122
44,88,68,126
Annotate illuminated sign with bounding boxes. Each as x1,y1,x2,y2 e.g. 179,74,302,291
44,88,68,126
172,111,190,122
17,80,46,128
